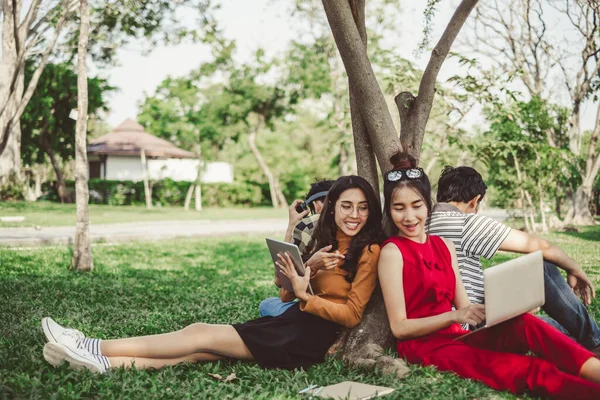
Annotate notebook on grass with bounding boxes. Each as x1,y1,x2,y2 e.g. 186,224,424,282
305,381,394,400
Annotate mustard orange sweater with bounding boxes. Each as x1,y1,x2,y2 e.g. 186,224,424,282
280,230,380,328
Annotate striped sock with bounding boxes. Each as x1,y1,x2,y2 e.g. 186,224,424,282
93,354,111,370
81,338,102,356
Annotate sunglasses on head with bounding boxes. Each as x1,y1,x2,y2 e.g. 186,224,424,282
385,168,424,182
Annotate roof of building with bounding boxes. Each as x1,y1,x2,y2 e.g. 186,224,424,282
87,119,195,159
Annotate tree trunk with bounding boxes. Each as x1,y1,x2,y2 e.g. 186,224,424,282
40,122,71,203
563,101,600,226
537,182,548,234
194,184,202,211
248,128,285,208
141,149,152,209
563,186,595,226
0,0,24,180
321,0,400,173
347,0,379,195
70,0,93,272
184,184,194,211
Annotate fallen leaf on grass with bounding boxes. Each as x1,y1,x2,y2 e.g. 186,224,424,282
208,372,237,383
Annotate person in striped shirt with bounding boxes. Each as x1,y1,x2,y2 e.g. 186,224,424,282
426,166,600,352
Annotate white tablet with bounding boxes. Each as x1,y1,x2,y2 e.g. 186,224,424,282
266,238,314,295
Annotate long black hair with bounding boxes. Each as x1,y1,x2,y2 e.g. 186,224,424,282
383,152,433,236
303,175,384,282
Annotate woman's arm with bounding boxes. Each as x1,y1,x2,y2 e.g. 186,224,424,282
299,245,380,328
379,243,484,340
442,238,470,311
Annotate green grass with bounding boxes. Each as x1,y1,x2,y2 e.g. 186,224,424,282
2,227,600,399
0,201,286,227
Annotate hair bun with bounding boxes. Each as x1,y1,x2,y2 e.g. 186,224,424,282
389,151,417,170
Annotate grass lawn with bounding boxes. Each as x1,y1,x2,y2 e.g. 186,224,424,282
2,226,599,399
0,201,287,228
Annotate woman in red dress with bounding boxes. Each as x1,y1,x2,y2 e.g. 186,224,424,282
378,152,600,399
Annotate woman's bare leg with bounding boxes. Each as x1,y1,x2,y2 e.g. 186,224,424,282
100,324,253,361
581,357,600,384
109,352,225,370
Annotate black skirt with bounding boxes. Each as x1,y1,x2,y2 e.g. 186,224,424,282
232,303,340,369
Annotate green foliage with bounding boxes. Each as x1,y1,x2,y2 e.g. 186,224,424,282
0,173,28,201
20,62,113,166
61,0,216,65
10,228,599,398
466,97,576,210
42,179,264,207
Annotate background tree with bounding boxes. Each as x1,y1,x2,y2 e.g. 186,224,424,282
20,61,113,202
0,0,213,180
467,97,574,232
463,0,600,225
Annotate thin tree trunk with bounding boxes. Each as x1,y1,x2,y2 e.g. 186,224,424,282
194,184,202,211
248,125,285,208
141,149,152,209
40,121,71,203
348,0,379,194
538,182,548,233
184,184,194,211
513,152,532,232
70,0,93,271
563,101,600,226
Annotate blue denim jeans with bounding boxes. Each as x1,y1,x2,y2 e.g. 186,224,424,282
259,297,296,317
537,261,600,350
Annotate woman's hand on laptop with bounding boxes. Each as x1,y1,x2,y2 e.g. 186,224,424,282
276,252,311,302
306,245,345,271
567,268,595,306
452,304,486,326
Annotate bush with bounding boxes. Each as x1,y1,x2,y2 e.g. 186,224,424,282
42,178,265,207
0,173,28,201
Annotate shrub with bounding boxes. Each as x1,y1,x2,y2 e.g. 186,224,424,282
42,179,265,207
0,173,28,201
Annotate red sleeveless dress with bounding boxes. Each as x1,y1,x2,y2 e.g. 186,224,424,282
382,235,468,344
382,235,600,399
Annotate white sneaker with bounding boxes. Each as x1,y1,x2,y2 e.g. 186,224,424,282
41,317,85,349
43,342,107,374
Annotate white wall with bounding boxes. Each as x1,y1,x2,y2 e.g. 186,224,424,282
105,156,144,181
104,156,233,183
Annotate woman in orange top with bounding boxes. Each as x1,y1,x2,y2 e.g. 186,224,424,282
41,175,383,372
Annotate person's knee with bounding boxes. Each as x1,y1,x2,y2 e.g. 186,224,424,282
182,322,210,337
258,299,272,317
259,297,281,317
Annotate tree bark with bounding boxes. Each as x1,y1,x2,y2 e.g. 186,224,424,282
184,184,194,211
564,101,600,226
348,0,379,194
40,120,71,203
321,0,400,173
70,0,93,272
141,149,152,209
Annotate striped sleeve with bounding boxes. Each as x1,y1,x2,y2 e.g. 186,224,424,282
462,214,511,260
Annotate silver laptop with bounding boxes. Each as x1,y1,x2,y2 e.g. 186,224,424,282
455,250,544,340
